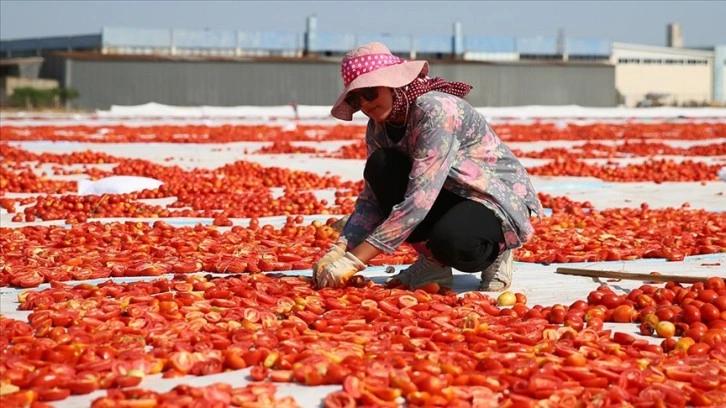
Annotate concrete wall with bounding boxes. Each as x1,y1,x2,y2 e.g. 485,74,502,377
612,43,714,106
615,64,712,107
63,58,616,110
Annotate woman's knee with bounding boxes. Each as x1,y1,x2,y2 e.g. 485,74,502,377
428,229,498,273
363,148,410,183
363,149,387,182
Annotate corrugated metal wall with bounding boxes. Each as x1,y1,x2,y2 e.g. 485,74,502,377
436,62,616,107
66,58,616,109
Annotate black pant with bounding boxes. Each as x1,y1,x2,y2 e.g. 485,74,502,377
364,148,504,272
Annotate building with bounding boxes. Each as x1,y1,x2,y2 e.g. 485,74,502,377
0,57,58,106
612,42,715,107
0,19,723,109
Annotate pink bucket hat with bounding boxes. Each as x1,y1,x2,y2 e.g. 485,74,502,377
331,42,429,121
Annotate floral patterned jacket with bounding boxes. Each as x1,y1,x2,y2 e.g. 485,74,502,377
341,91,543,253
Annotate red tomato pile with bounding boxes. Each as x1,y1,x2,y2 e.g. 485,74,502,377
520,202,726,263
2,199,724,288
14,189,356,223
0,219,419,288
2,144,364,196
324,140,367,160
527,158,722,182
0,164,77,195
0,124,366,143
492,122,726,142
2,123,725,143
512,141,726,159
582,278,726,353
328,140,726,161
255,141,325,155
1,273,724,407
90,382,298,408
1,121,725,407
2,200,724,288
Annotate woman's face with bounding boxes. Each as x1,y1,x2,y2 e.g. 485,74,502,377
346,86,393,122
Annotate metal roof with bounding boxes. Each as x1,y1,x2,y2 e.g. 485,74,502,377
1,27,616,57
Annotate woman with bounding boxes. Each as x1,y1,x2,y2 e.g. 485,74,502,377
313,42,542,292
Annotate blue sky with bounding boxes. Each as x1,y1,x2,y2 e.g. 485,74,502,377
1,1,724,47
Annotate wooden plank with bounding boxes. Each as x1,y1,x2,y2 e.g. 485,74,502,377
555,267,710,284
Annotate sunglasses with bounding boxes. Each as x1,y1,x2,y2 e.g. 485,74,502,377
344,87,378,110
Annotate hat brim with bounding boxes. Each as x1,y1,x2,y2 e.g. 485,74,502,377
331,60,429,121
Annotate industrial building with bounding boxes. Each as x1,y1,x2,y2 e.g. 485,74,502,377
610,24,725,107
0,18,723,109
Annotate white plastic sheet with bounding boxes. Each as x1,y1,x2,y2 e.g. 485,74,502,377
77,176,163,195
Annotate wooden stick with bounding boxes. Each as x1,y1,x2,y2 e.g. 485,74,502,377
555,267,710,284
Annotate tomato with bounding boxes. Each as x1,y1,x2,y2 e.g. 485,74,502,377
586,317,604,331
714,296,726,312
700,303,721,323
687,342,711,356
323,391,356,408
267,370,292,382
706,277,725,291
67,375,99,395
378,300,400,315
36,387,71,402
249,365,269,381
674,337,696,352
548,308,566,324
612,332,635,345
655,307,676,322
664,366,695,382
600,294,625,309
168,351,196,374
496,292,517,306
31,372,65,389
700,329,726,347
684,322,708,341
612,305,637,323
563,353,587,367
115,375,142,388
655,321,676,338
682,304,702,324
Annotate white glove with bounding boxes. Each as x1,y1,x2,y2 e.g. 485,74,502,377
315,252,366,289
312,244,346,286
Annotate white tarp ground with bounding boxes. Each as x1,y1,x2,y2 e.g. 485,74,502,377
77,176,164,195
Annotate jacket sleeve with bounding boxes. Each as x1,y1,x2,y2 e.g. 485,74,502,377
339,125,386,249
365,102,462,253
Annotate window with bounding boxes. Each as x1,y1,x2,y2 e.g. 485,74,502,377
618,57,708,65
618,58,641,64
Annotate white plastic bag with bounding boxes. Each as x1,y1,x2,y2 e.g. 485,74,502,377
77,176,163,196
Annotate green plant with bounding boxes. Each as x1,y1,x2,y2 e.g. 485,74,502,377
54,87,80,107
9,87,79,109
11,87,55,108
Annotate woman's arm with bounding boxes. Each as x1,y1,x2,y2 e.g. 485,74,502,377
338,122,387,249
350,240,382,264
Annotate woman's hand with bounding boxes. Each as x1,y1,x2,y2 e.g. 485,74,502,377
315,252,366,289
312,244,346,287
